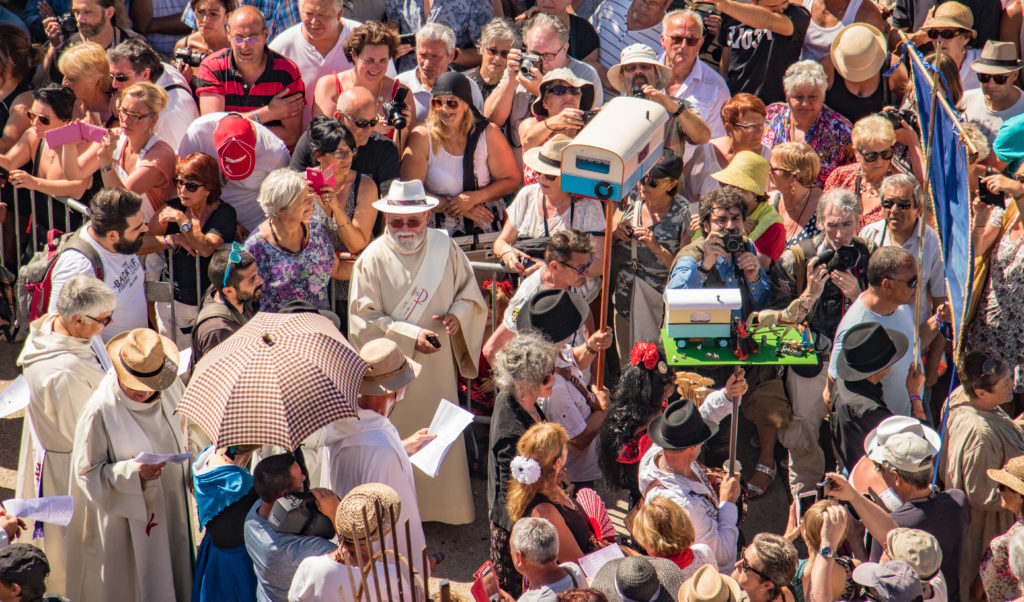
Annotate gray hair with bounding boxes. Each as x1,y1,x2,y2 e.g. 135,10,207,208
510,517,559,564
1010,529,1024,581
478,17,519,49
962,121,991,162
817,188,862,219
299,0,343,12
663,9,703,38
416,23,456,55
56,274,116,321
524,12,569,47
257,168,308,218
492,331,557,395
882,173,926,209
783,60,828,97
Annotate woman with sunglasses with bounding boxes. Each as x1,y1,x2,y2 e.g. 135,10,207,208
981,455,1024,602
401,71,520,237
519,69,597,185
172,0,236,89
784,499,861,602
768,142,821,247
467,18,518,100
730,533,798,602
139,152,236,347
919,1,981,93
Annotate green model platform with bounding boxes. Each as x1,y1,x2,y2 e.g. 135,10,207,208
661,327,821,367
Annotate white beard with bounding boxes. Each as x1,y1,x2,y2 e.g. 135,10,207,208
387,226,427,251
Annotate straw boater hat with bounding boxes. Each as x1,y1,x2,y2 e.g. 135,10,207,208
831,23,888,83
106,328,180,392
523,134,572,177
711,150,770,196
531,68,597,118
334,483,402,544
678,565,744,602
358,338,421,396
922,1,976,38
608,44,672,94
987,455,1024,496
372,180,440,214
972,41,1024,75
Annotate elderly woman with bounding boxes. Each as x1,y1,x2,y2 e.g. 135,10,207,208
763,60,853,187
311,20,413,141
466,18,518,99
632,496,714,579
519,69,597,185
57,41,116,126
825,114,922,228
140,152,237,348
786,499,860,602
768,142,822,247
243,167,343,311
731,533,799,602
609,150,690,360
172,0,235,87
401,72,520,238
981,456,1024,602
493,135,604,274
488,332,558,596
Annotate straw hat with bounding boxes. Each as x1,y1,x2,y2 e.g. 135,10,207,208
922,1,976,38
678,565,744,602
608,44,672,94
711,150,770,196
531,68,597,118
831,24,888,83
972,41,1024,75
334,483,402,544
523,134,572,177
358,338,421,396
372,180,440,214
106,328,180,392
592,556,684,602
987,455,1024,496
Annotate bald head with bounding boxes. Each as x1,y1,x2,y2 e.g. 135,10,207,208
335,86,378,147
230,5,266,31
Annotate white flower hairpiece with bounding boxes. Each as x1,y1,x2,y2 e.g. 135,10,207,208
510,455,542,485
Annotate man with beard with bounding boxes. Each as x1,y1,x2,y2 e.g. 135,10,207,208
47,188,149,341
348,180,487,525
190,247,263,367
36,0,141,86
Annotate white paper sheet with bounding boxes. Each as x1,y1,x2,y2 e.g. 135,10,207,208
134,451,192,465
4,496,73,526
0,377,29,419
578,544,625,581
409,399,475,478
176,347,192,375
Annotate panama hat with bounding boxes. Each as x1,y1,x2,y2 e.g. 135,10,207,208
988,455,1024,496
886,528,942,580
334,483,402,544
372,180,440,214
608,44,672,94
106,328,180,392
358,338,421,396
972,41,1024,75
711,150,770,196
922,1,976,38
835,322,909,381
831,24,888,83
531,68,597,118
523,134,572,177
678,565,744,602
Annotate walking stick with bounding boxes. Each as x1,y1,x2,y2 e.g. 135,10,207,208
727,364,743,476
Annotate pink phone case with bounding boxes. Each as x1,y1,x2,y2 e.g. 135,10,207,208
305,167,325,191
44,123,82,148
79,123,108,144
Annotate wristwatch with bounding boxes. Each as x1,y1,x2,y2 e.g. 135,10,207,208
179,220,192,233
819,545,834,559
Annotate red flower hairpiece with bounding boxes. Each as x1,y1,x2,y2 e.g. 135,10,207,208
630,341,660,370
482,279,514,298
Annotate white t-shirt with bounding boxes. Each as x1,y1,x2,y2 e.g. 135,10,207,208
518,563,587,601
960,87,1024,145
46,230,147,342
540,344,602,482
506,184,606,239
288,553,414,602
155,63,199,152
859,219,945,324
828,297,916,416
396,67,484,128
502,268,588,346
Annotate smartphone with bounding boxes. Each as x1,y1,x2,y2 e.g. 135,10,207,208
426,333,441,349
520,256,535,268
796,491,816,525
979,176,1006,208
473,561,501,602
815,478,832,501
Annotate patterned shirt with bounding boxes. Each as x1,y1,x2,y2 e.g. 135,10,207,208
244,219,335,312
181,0,298,40
762,102,854,187
196,48,305,127
386,0,492,70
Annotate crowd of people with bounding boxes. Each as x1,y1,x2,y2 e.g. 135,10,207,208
3,0,1024,599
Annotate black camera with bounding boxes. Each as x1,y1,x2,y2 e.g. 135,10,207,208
882,108,920,135
57,12,77,36
815,245,860,273
174,47,207,68
268,492,335,539
720,234,746,254
520,52,541,79
581,109,599,126
630,84,646,98
979,176,1006,208
383,87,409,131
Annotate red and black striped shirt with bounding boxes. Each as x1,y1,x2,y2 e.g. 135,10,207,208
195,48,305,124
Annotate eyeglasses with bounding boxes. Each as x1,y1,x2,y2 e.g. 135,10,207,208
546,85,581,97
26,111,51,126
431,97,461,109
738,557,771,582
770,167,795,179
527,47,564,62
927,28,964,40
731,121,765,131
558,256,594,275
327,147,354,159
484,46,510,58
889,275,918,288
667,34,702,47
110,72,132,83
978,73,1012,84
622,64,655,74
174,178,202,192
223,241,244,287
387,216,423,229
710,211,744,226
230,34,263,46
857,147,895,162
880,196,914,210
344,113,379,129
84,313,113,326
119,108,154,121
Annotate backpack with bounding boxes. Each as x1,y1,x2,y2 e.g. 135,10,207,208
15,228,104,339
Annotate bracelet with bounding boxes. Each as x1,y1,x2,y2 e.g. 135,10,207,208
500,250,516,260
99,164,113,174
251,110,262,124
163,235,175,250
584,342,599,355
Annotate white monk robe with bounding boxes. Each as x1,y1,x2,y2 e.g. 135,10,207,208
349,229,487,524
14,314,110,596
67,373,192,602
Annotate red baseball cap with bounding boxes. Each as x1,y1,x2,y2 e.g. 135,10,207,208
213,114,256,180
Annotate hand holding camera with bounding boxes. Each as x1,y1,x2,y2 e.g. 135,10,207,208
546,107,584,132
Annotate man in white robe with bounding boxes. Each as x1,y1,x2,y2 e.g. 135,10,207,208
15,275,116,596
67,328,192,602
349,180,487,525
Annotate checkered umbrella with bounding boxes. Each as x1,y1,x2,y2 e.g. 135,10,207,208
178,311,368,450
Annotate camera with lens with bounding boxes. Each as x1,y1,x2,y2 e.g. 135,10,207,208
383,87,409,131
881,108,920,135
581,109,599,126
720,234,746,254
174,47,208,68
630,85,646,98
520,52,541,79
269,491,335,539
57,12,78,36
815,245,860,273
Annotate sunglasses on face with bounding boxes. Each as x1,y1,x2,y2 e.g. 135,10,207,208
85,313,113,326
642,173,667,187
622,64,655,74
927,28,964,40
174,178,202,192
880,196,914,210
344,113,379,129
110,72,132,83
978,73,1012,84
120,108,154,121
539,172,559,181
484,46,510,58
230,34,262,46
738,557,771,582
387,216,423,229
223,241,244,287
431,97,461,110
27,111,51,126
558,256,594,275
546,85,582,97
890,275,918,288
667,34,701,47
857,147,895,162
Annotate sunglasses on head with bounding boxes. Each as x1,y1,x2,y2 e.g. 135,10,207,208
223,241,245,287
431,97,461,109
546,85,581,97
668,34,701,47
344,113,379,129
558,256,594,275
174,178,202,192
927,28,964,40
880,196,914,210
978,73,1012,84
858,147,895,162
27,111,51,126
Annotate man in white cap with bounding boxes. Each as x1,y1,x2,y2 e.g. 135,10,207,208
349,180,487,525
321,338,433,568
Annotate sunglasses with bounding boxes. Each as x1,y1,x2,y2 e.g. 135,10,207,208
120,108,154,121
558,256,594,275
539,172,559,181
880,196,914,210
344,113,379,129
622,64,655,74
484,46,510,58
857,147,895,162
85,313,113,326
739,557,771,582
27,111,51,126
223,241,244,287
978,73,1012,84
731,121,765,131
387,216,423,229
230,34,262,46
642,173,667,187
546,85,581,97
890,275,918,288
174,178,202,192
110,72,132,83
927,28,964,40
431,97,461,109
667,34,701,47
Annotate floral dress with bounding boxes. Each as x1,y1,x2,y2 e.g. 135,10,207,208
244,219,335,312
981,519,1024,602
762,103,854,187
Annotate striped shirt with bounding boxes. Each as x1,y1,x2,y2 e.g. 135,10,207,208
195,48,305,126
181,0,299,40
590,0,663,98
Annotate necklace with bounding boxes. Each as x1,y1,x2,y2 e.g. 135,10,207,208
784,187,813,238
269,218,308,254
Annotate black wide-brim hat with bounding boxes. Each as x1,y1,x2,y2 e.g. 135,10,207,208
648,398,716,450
835,322,909,382
516,288,590,343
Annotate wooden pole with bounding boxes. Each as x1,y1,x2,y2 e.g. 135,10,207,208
388,506,405,601
361,507,383,602
593,202,616,386
727,365,742,475
405,520,416,601
374,502,395,602
351,523,371,602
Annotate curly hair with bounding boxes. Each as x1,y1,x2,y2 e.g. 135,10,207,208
598,362,668,494
343,20,398,63
492,332,557,398
507,422,569,522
